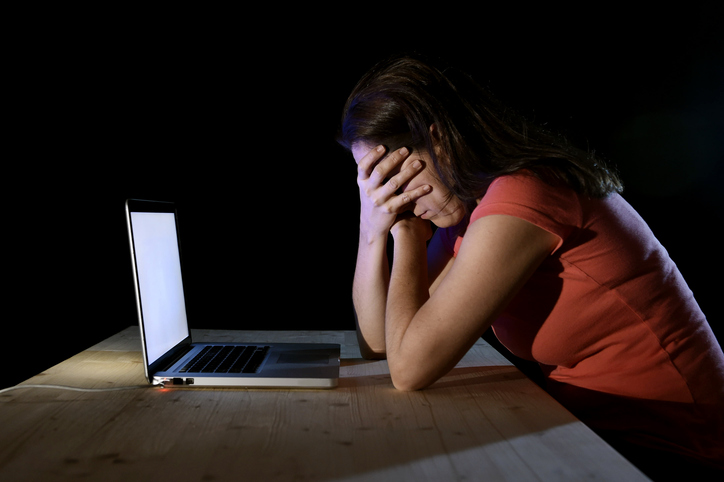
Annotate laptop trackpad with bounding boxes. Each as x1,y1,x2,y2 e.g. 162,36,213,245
277,352,330,365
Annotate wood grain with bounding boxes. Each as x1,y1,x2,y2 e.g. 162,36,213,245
0,328,649,481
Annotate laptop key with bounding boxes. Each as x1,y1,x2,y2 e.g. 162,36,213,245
228,346,255,373
201,346,235,373
180,346,213,373
216,346,246,373
180,345,269,374
243,346,270,373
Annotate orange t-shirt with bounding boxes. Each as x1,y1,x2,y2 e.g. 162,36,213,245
444,171,724,465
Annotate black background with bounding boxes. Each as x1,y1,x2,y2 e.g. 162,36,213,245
6,7,723,389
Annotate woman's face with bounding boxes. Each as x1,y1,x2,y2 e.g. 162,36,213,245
352,142,466,228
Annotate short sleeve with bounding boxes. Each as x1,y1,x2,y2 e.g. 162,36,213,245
469,172,582,254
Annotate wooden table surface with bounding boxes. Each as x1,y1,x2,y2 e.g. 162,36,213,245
0,328,649,481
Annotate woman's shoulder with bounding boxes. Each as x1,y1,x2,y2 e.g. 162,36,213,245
471,170,583,228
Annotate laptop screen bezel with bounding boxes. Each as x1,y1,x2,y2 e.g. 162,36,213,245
125,199,193,382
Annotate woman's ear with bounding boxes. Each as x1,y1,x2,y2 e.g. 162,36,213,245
429,123,442,142
429,123,444,157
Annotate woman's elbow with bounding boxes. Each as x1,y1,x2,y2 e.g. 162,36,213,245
389,366,435,391
358,341,387,360
392,379,427,392
361,349,387,360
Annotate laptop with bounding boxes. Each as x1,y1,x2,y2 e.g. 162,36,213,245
125,199,340,388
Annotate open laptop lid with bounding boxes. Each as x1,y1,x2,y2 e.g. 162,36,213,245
125,199,193,383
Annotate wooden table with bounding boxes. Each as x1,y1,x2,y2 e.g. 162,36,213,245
0,328,649,481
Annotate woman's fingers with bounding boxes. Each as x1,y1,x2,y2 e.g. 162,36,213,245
359,146,409,183
356,144,431,239
357,145,387,181
384,159,422,195
358,146,431,210
370,147,409,185
390,184,431,211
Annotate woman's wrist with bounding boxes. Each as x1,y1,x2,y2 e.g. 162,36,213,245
390,217,432,244
359,225,389,247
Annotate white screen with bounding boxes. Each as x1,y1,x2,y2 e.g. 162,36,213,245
131,211,189,365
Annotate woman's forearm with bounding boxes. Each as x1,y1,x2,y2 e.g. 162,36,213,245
385,225,430,385
352,231,390,358
350,145,432,360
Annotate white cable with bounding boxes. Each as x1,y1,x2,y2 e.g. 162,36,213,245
0,384,157,395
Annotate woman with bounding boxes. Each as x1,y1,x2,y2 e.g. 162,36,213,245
337,54,724,477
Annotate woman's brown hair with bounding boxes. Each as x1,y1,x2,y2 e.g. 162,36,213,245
338,54,623,213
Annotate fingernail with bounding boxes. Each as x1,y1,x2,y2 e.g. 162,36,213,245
376,145,385,152
412,161,421,169
399,147,408,155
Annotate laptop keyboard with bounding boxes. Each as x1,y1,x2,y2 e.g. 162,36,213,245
179,345,270,374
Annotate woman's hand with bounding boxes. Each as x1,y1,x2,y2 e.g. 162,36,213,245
390,212,433,243
356,145,430,243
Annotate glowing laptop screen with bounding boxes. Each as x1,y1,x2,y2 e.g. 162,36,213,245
130,211,189,365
